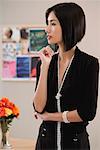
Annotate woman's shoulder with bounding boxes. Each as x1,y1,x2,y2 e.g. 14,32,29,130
77,47,99,65
51,52,58,63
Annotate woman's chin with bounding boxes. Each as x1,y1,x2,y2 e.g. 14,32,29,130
48,40,55,45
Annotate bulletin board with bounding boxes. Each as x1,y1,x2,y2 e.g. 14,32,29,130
1,26,48,81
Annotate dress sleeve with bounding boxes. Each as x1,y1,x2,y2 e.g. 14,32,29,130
77,58,99,121
35,60,41,91
33,60,42,112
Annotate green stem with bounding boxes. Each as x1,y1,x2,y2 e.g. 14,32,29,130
2,132,7,146
1,119,8,146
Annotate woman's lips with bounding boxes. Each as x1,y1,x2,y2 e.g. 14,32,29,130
47,35,52,40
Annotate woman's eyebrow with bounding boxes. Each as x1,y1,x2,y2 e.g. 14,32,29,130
48,19,57,22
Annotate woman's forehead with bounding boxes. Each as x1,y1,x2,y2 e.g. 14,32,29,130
47,12,58,22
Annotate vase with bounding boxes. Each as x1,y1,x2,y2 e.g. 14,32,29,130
0,125,2,146
0,124,12,149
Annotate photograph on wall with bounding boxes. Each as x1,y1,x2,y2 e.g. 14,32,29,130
29,28,48,52
30,56,40,77
19,27,29,55
2,60,16,78
16,56,30,78
2,27,20,42
2,42,16,61
2,26,47,80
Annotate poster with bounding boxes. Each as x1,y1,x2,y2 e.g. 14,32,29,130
2,26,47,80
16,56,30,78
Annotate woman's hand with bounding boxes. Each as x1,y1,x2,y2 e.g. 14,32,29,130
38,45,54,68
34,111,50,121
38,112,49,121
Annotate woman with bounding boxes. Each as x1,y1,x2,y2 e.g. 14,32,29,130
33,2,99,150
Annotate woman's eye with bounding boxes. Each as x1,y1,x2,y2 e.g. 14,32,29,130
51,23,56,26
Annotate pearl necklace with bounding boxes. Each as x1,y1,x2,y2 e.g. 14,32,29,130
55,54,74,100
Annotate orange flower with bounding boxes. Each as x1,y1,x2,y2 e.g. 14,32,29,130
5,108,13,116
12,105,20,117
0,97,20,142
0,97,20,118
0,107,5,117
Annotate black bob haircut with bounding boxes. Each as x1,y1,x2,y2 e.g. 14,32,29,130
45,2,86,51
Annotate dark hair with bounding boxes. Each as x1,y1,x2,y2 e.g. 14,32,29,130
45,2,86,51
20,28,28,39
9,29,13,38
5,28,13,38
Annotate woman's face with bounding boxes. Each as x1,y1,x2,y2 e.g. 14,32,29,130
45,11,63,45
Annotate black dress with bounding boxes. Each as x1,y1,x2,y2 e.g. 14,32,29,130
34,47,99,150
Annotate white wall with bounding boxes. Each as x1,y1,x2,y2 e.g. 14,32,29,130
0,0,100,150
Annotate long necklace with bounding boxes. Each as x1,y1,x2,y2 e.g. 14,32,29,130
55,54,74,101
56,54,74,150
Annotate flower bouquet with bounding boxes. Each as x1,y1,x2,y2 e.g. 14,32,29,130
0,97,20,149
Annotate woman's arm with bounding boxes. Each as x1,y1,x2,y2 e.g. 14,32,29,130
33,46,54,113
33,65,49,113
77,58,99,121
36,110,83,122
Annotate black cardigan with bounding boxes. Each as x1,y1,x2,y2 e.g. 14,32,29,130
34,47,99,125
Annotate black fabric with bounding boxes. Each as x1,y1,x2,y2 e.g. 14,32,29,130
34,47,99,149
35,122,90,150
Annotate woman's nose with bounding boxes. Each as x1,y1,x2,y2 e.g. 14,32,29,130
45,25,50,34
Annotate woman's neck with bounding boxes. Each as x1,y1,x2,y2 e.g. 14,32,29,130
58,46,76,62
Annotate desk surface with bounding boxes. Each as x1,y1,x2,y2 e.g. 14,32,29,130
4,138,36,150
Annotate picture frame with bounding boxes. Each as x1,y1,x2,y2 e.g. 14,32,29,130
1,26,48,81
